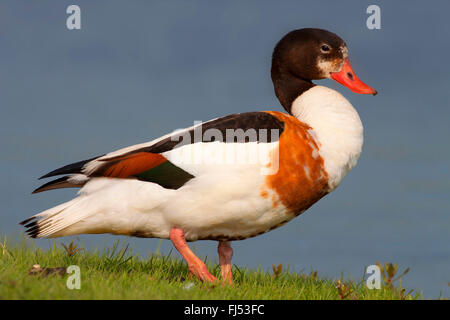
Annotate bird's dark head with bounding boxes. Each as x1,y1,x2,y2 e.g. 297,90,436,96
271,28,377,112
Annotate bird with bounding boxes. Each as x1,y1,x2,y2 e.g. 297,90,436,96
21,28,376,284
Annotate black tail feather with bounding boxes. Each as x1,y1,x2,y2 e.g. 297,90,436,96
19,216,37,226
19,217,40,238
21,217,53,238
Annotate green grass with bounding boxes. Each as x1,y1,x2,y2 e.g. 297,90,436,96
0,236,421,300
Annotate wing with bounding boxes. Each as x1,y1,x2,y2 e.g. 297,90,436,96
33,111,285,193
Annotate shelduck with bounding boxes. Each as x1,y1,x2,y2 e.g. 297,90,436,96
21,28,376,284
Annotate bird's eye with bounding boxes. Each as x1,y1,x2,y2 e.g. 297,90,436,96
321,44,331,53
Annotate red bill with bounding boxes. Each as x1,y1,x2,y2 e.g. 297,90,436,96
331,58,377,95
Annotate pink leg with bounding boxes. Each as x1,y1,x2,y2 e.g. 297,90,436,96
169,228,216,283
218,241,233,285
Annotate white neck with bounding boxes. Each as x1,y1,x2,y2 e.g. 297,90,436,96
291,85,364,190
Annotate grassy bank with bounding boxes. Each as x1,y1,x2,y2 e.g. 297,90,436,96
0,237,420,300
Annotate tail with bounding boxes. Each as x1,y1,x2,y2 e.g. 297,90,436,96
20,196,93,238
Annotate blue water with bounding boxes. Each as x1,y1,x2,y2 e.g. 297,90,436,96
0,1,449,298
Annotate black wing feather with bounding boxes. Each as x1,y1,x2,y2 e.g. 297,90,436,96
39,155,103,179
